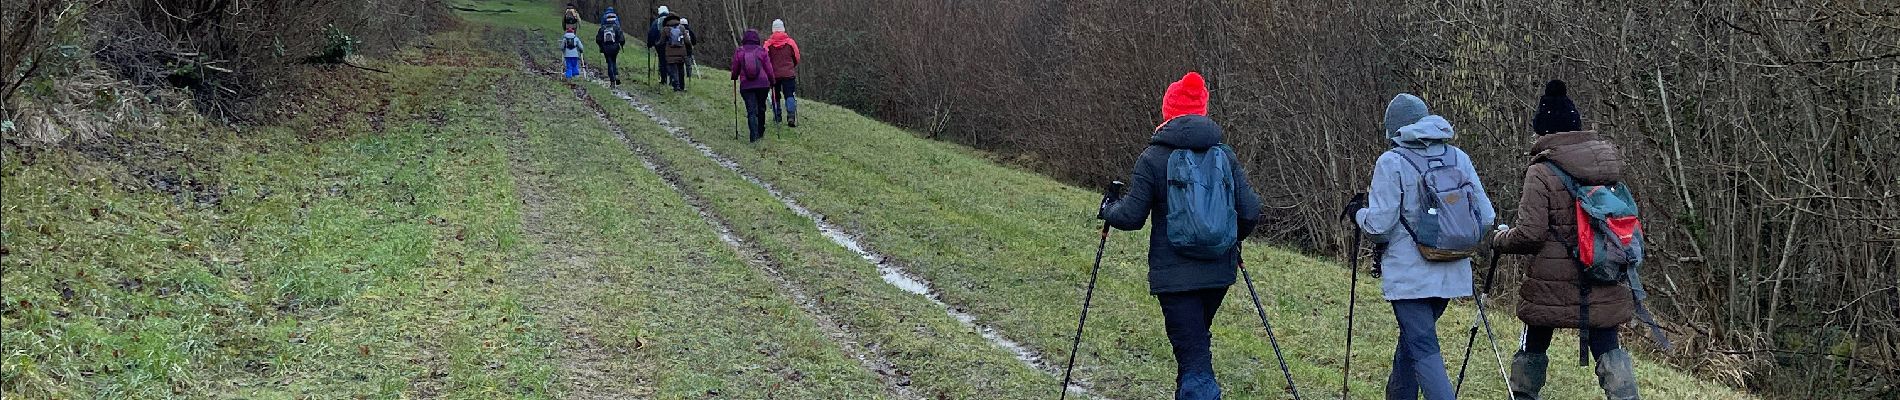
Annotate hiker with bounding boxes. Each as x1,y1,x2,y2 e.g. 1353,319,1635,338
647,6,674,86
680,18,698,78
765,19,802,127
658,14,691,91
730,29,776,142
596,8,628,85
1099,71,1263,399
1491,80,1644,400
561,3,581,32
561,27,584,79
1347,93,1497,400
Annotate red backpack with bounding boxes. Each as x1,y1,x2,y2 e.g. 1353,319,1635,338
1546,162,1670,365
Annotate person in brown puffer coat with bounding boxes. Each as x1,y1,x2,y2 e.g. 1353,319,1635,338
1492,80,1641,400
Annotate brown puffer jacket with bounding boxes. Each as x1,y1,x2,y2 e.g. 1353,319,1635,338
1494,131,1635,328
661,19,690,63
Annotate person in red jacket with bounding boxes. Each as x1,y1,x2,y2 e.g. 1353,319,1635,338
765,19,802,127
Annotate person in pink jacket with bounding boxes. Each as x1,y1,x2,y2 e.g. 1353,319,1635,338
730,29,776,142
765,19,802,127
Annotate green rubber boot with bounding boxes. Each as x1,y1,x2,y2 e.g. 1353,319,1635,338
1510,350,1548,400
1594,349,1641,400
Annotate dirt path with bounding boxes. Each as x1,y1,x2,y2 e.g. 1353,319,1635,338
511,35,920,400
581,59,1097,398
494,69,658,398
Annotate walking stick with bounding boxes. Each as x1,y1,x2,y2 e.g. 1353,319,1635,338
732,79,740,141
1059,181,1121,400
1342,223,1363,399
1238,244,1304,399
1454,242,1515,397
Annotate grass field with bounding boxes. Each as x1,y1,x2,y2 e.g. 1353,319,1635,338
2,1,1756,398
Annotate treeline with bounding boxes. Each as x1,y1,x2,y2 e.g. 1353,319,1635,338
3,0,454,130
591,0,1899,396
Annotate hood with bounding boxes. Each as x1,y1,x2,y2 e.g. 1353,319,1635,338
1390,115,1454,149
766,31,795,46
1151,115,1224,150
1160,72,1208,123
1531,131,1624,185
741,29,762,45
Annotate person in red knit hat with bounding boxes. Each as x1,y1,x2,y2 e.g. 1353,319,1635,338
1100,71,1262,399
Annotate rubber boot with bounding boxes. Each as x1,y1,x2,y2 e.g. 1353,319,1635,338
1594,349,1641,400
1509,351,1547,400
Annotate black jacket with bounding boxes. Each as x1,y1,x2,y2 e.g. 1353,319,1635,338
1103,115,1264,293
596,22,627,53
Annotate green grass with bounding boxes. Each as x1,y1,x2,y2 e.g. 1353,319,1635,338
495,71,891,398
471,0,1756,396
2,31,556,398
2,1,1761,398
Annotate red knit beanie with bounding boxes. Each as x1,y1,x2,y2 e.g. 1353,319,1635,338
1160,71,1208,123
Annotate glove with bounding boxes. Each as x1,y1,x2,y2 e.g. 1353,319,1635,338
1096,181,1125,220
1490,224,1512,248
1341,192,1368,221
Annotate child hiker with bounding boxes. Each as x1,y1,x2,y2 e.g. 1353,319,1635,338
561,27,584,79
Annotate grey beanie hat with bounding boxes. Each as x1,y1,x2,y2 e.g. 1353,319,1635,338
1383,93,1430,139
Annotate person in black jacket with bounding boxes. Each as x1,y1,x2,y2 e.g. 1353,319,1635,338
1100,71,1263,399
595,8,627,85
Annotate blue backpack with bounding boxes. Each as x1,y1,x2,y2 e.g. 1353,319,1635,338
1391,147,1484,261
1164,145,1238,259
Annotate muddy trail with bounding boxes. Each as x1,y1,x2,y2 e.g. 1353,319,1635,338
495,64,656,398
513,35,921,400
538,39,1098,397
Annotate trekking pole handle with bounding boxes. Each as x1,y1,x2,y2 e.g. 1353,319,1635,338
1106,181,1125,199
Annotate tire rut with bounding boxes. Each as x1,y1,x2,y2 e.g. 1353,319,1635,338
514,34,921,400
495,65,656,398
575,50,1098,398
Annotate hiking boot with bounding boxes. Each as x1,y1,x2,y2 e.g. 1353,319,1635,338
788,114,797,128
1509,350,1548,400
1594,349,1640,400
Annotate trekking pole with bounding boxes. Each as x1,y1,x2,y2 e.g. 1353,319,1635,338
1237,244,1304,399
731,79,740,140
1341,224,1363,399
1058,181,1121,400
1454,236,1515,397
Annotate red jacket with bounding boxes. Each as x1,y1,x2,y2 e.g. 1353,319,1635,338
764,32,800,79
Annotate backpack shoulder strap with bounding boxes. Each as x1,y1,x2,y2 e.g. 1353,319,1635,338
1386,148,1427,174
1632,296,1672,350
1542,161,1590,197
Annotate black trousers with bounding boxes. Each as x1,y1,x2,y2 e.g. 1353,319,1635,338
741,88,769,142
602,50,620,82
1523,325,1621,357
1157,286,1228,399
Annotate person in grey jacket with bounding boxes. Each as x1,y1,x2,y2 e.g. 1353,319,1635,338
1100,72,1263,399
1349,93,1497,400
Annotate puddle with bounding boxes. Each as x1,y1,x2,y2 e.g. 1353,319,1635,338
598,84,1095,398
